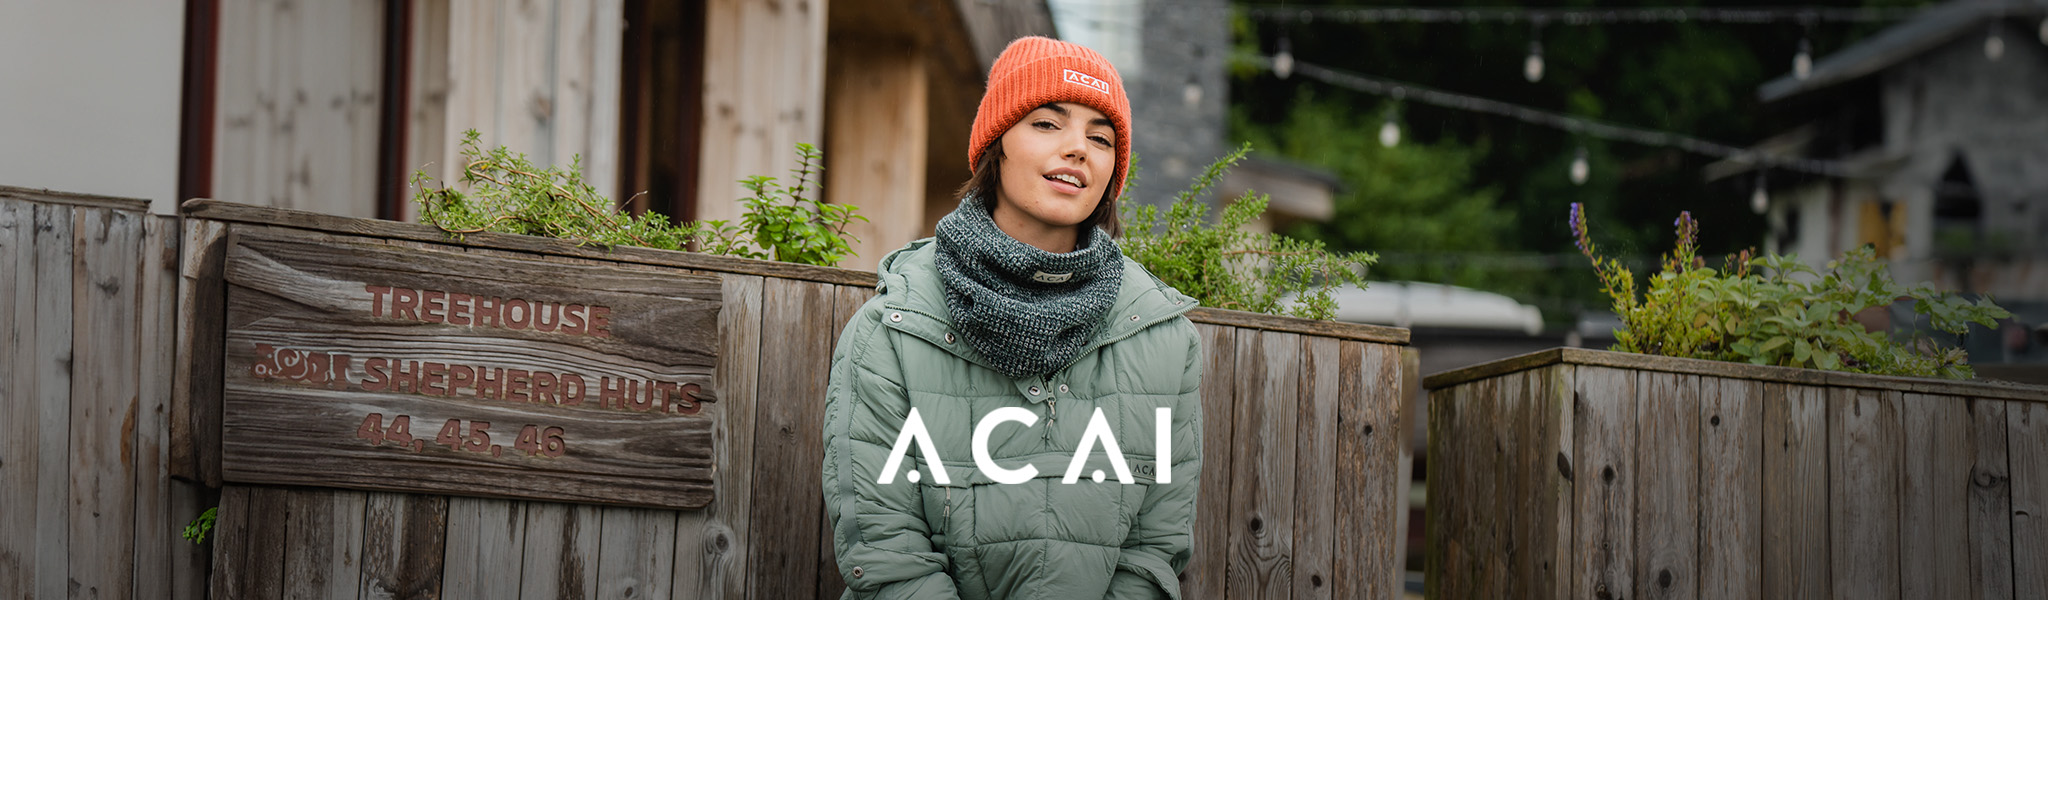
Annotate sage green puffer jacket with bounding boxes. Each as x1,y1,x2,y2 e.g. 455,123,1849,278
822,238,1202,599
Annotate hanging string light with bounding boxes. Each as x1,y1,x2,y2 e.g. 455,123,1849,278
1380,113,1401,147
1570,147,1589,185
1524,20,1545,82
1751,171,1769,214
1985,21,2006,60
2039,16,2047,45
1272,36,1295,79
1794,36,1813,80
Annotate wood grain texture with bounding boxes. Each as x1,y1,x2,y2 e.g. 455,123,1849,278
1966,399,2013,599
442,497,528,599
1426,347,2048,405
167,480,213,599
358,491,448,599
32,204,75,598
1392,348,1420,587
1334,341,1401,599
1489,372,1523,600
1829,389,1903,599
210,484,252,599
824,44,928,273
68,206,144,599
1227,330,1301,599
0,198,35,597
1423,386,1454,599
597,507,677,599
0,187,151,212
1698,377,1762,599
673,274,764,599
1535,365,1576,599
1572,366,1636,599
1633,372,1699,600
1762,383,1830,599
696,0,827,223
219,226,721,508
132,216,183,599
744,278,836,598
172,218,227,485
815,284,871,601
2011,402,2047,599
212,0,384,217
519,502,601,599
1187,323,1236,600
1900,393,1972,599
282,489,368,599
240,485,291,599
1290,335,1340,600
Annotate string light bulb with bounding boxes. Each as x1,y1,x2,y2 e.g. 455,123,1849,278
1985,24,2005,60
1379,117,1401,147
2039,17,2047,46
1273,37,1294,79
1524,40,1545,82
1751,171,1769,214
1569,147,1589,185
1794,37,1813,80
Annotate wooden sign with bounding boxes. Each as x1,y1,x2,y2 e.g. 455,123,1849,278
220,227,722,509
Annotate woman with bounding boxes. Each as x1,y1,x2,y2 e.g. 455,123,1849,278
822,36,1201,599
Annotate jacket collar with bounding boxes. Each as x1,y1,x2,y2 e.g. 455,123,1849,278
872,238,1198,377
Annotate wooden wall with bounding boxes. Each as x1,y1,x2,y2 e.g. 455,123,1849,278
406,0,625,219
213,0,387,218
694,0,828,225
1425,348,2048,600
0,189,210,599
180,200,1411,600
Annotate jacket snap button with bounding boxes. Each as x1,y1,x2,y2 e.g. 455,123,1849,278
945,332,955,343
1028,386,1042,396
1130,314,1140,321
889,312,903,323
850,566,864,579
1058,384,1069,393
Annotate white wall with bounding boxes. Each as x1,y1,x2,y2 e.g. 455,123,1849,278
0,0,185,213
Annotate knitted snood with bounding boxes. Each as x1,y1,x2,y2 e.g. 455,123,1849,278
932,198,1123,380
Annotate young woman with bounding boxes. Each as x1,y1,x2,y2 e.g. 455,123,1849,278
821,37,1202,599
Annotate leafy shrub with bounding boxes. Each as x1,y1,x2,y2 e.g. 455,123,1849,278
182,506,216,545
1572,203,2009,379
1120,144,1374,321
412,131,865,267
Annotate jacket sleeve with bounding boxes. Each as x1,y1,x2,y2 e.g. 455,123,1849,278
823,302,960,600
1108,318,1201,599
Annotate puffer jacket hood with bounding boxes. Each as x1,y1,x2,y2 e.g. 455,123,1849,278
823,238,1203,599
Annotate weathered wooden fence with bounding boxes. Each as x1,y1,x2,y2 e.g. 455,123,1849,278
1425,347,2048,600
1,188,210,599
167,200,1411,599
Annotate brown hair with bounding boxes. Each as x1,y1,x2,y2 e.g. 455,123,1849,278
955,138,1123,239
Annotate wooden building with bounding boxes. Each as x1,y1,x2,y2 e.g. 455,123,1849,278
97,0,1057,272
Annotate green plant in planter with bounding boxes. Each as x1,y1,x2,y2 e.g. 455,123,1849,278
1120,144,1374,321
1572,203,2009,380
412,131,865,267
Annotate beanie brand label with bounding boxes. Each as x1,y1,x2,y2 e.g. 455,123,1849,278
1031,271,1075,284
1062,68,1111,96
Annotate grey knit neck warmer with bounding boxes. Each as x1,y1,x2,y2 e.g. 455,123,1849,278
933,198,1124,379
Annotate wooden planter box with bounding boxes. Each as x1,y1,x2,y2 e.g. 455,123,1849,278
1423,347,2047,600
170,200,1414,599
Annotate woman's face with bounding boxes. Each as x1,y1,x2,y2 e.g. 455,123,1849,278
991,102,1116,252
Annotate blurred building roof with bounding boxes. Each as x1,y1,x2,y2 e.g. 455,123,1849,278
1759,0,2041,102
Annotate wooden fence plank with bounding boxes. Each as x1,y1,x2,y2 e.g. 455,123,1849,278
815,283,871,601
171,219,227,485
168,480,213,599
0,198,34,598
1966,399,2013,599
745,277,835,598
210,485,253,599
1829,388,1903,599
358,491,448,599
1634,372,1699,600
1536,364,1576,599
1762,383,1829,599
283,489,368,599
67,207,144,598
1900,393,1972,599
1291,335,1340,600
597,507,677,599
1227,330,1300,599
1186,323,1236,600
242,485,291,599
2011,402,2047,599
520,502,601,599
1335,341,1400,599
1490,371,1525,600
32,203,75,598
133,216,181,598
1423,387,1453,599
443,497,527,599
440,497,486,600
1572,366,1635,599
673,273,764,599
1698,377,1762,599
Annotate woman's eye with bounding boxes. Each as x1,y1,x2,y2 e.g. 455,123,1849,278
1033,119,1057,130
1090,135,1112,147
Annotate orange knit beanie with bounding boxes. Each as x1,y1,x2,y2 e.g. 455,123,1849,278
969,36,1133,199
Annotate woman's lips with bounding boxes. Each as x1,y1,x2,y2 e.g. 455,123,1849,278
1044,175,1085,196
